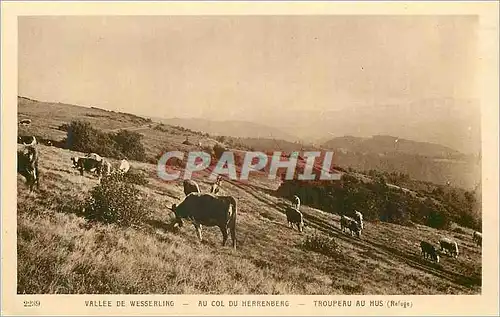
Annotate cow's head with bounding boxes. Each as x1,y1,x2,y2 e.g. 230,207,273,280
170,203,184,228
71,157,79,168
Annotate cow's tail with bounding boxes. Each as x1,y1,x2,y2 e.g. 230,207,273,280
229,196,237,250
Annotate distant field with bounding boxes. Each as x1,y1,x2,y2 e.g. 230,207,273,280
16,98,482,294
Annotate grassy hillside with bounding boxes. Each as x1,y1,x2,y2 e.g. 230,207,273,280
18,97,219,163
16,97,482,295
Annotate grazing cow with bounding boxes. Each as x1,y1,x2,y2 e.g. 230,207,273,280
354,210,364,230
473,231,482,246
292,195,301,210
170,193,237,249
420,241,440,263
118,159,130,174
19,119,32,126
285,206,304,232
71,156,102,176
348,219,362,238
18,135,37,146
439,237,459,258
98,160,113,178
210,176,223,195
183,179,200,196
340,215,361,238
17,145,40,192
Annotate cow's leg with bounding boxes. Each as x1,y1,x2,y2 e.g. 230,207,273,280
34,165,40,189
193,223,202,242
27,178,34,193
220,226,228,246
229,225,236,249
27,170,36,193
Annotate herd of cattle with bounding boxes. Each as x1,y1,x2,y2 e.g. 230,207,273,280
70,153,131,179
17,124,482,265
17,134,132,193
167,177,483,267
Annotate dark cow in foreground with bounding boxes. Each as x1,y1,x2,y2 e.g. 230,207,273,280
340,215,361,238
210,176,223,195
285,206,304,232
420,241,440,263
440,237,459,258
170,193,237,249
473,231,482,246
17,145,40,192
292,195,301,210
183,179,200,196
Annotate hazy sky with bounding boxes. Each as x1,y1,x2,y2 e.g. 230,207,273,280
19,15,479,145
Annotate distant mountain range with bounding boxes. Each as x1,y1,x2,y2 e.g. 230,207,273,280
157,98,480,156
321,135,464,159
157,117,471,159
246,98,481,156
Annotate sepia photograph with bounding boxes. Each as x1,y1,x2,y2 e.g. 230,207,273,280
2,1,499,316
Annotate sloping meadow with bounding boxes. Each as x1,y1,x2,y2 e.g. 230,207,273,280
17,145,481,295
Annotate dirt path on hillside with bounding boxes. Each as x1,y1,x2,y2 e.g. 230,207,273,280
104,123,158,133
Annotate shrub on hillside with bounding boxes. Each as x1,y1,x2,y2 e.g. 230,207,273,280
122,169,149,186
300,232,341,258
153,124,169,133
277,173,456,230
215,135,226,143
112,129,146,161
452,226,466,234
57,123,69,131
65,121,119,157
213,143,227,160
63,120,146,161
84,173,146,226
